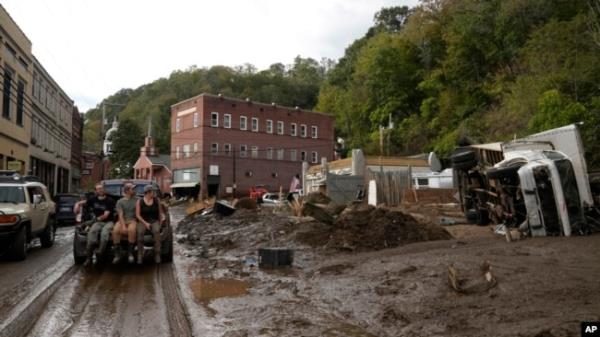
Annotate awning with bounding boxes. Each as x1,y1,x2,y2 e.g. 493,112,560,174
170,182,200,188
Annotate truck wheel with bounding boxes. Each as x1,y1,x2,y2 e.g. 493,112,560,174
451,150,475,164
486,165,521,180
477,209,490,226
161,236,173,263
10,226,27,261
40,221,55,248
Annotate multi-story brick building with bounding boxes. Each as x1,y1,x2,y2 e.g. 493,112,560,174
29,56,73,194
170,93,335,198
71,106,83,191
0,5,33,174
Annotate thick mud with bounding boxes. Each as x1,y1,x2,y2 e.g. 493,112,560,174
174,204,600,337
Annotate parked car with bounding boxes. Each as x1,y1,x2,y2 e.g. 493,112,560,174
54,193,79,225
0,173,56,260
72,179,173,264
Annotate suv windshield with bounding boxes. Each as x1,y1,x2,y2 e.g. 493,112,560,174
56,195,79,205
0,186,26,203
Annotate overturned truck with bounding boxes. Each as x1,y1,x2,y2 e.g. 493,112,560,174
452,124,600,236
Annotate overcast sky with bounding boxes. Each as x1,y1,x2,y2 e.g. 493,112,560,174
3,0,419,112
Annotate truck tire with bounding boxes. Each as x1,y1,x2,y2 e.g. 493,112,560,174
465,209,478,224
486,165,521,180
476,209,490,226
10,226,27,261
452,159,477,171
162,235,173,263
451,150,475,164
40,220,55,248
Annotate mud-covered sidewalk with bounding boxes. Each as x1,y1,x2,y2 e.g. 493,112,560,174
172,202,600,337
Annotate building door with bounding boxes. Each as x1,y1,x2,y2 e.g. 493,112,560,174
206,175,220,198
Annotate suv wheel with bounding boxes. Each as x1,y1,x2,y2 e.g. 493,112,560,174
40,220,55,248
161,235,173,263
10,226,27,261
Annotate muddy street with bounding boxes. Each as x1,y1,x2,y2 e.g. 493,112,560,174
0,220,192,337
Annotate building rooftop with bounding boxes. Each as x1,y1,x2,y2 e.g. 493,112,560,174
171,92,333,118
308,156,430,174
147,154,170,167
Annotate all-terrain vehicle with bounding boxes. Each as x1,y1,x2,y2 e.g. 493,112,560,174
0,172,56,260
72,179,173,264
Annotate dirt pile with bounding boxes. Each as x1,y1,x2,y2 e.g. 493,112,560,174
298,204,452,251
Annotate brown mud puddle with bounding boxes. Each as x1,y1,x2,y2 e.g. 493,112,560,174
190,278,250,314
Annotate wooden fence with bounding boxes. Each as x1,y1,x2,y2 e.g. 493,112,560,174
366,168,412,206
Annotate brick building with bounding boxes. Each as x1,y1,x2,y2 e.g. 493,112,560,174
81,151,108,191
133,121,172,193
170,93,335,198
70,106,83,191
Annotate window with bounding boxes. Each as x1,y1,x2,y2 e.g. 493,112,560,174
417,178,429,187
251,118,259,132
301,124,307,138
290,123,297,136
2,67,13,119
266,119,273,134
267,147,273,159
277,121,284,135
290,149,297,161
211,143,218,154
311,151,318,163
277,149,284,160
193,142,198,153
251,146,258,158
175,118,181,132
211,112,219,127
176,146,180,159
301,151,307,161
311,126,318,139
193,112,199,127
224,143,231,156
16,81,24,126
240,145,247,157
240,116,247,130
183,144,191,158
224,114,231,128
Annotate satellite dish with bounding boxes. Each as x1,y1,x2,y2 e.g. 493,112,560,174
428,152,442,172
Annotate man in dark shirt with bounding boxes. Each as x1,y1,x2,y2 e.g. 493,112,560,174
84,183,115,266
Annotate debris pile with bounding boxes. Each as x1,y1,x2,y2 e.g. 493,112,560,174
297,204,453,251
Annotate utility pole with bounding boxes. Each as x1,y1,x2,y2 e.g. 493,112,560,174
232,147,237,197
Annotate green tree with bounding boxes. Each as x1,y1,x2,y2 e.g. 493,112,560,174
108,119,143,179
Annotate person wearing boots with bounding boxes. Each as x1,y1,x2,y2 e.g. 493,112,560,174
84,183,115,266
112,183,139,264
135,185,164,264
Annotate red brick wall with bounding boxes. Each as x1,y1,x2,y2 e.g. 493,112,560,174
171,94,335,197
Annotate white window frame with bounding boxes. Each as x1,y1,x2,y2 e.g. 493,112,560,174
311,126,318,138
277,148,284,160
211,112,219,127
183,144,191,158
290,149,297,161
240,145,247,157
311,151,318,163
224,114,231,128
266,119,273,134
251,118,259,132
176,146,180,159
176,118,181,133
251,146,258,158
211,142,218,154
277,121,284,135
193,142,198,153
301,151,307,161
291,123,297,136
301,124,307,138
193,112,199,127
240,116,247,130
224,143,231,156
266,147,273,159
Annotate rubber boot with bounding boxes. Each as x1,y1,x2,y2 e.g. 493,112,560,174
112,245,121,264
84,246,94,266
127,243,135,264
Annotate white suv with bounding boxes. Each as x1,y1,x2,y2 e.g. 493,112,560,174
0,173,56,260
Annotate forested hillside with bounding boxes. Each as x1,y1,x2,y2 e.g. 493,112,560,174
84,0,600,177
